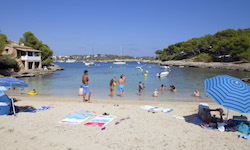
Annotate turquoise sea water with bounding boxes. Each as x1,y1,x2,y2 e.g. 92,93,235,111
16,62,250,102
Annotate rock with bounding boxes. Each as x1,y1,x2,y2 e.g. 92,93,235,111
48,63,64,71
157,61,250,72
0,63,64,78
241,77,250,83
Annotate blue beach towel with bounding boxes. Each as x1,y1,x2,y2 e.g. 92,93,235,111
66,110,95,119
23,106,54,113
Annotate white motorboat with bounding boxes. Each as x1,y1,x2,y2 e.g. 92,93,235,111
137,61,141,64
159,65,170,69
156,71,169,78
58,60,64,63
85,61,95,66
136,66,142,69
65,59,76,63
113,59,126,65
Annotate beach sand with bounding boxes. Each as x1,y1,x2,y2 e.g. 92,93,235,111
0,96,249,150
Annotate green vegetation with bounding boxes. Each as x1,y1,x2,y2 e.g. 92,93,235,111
19,31,53,64
156,28,250,62
0,31,19,70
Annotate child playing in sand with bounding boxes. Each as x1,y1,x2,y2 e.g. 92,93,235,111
152,89,159,97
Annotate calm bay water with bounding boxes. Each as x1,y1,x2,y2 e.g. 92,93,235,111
17,62,249,102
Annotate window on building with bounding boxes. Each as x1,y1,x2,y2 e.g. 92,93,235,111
5,49,8,53
35,52,40,56
28,52,33,56
21,51,26,56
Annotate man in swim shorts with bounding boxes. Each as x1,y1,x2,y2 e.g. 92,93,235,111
82,70,91,102
118,75,126,97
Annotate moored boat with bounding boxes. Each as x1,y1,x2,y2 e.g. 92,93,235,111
156,71,169,78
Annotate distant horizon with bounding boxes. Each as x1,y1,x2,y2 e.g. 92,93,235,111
1,0,250,57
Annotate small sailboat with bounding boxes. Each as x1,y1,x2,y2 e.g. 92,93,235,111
113,47,126,65
85,42,95,66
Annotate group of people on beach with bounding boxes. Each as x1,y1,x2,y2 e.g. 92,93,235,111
79,70,128,103
80,70,201,102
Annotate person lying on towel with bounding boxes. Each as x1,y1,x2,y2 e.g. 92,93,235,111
198,107,224,123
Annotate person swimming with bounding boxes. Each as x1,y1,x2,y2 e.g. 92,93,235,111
193,89,200,97
152,89,159,97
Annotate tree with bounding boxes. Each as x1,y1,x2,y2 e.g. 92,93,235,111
0,33,8,53
155,50,163,55
19,31,53,64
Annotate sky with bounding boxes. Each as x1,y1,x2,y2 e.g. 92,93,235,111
1,0,250,57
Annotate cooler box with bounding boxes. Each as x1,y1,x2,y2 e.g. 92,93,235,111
0,102,10,115
233,115,248,123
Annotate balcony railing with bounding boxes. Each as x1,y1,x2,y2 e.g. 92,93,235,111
21,56,41,61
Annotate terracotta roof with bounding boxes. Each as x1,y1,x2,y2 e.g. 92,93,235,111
6,41,41,52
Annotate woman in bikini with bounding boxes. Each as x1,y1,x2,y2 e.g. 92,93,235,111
110,79,115,97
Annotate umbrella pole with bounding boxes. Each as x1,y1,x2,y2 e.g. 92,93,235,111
227,109,229,120
10,84,16,116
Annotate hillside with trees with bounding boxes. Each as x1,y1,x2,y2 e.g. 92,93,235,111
19,31,53,65
155,28,250,62
0,30,19,70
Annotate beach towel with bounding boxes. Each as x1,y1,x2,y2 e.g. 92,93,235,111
60,110,95,125
192,114,216,130
60,118,88,125
23,106,54,113
141,105,173,113
171,115,185,120
85,115,116,127
238,134,250,139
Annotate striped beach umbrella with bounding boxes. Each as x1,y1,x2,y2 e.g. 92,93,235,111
205,75,250,113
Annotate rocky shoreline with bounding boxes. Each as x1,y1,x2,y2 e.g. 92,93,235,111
140,60,250,72
0,63,64,78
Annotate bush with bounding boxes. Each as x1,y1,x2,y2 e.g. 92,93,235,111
0,55,19,70
42,58,53,66
194,53,212,62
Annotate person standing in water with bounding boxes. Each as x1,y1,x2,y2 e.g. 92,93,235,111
82,70,91,102
110,79,115,97
118,75,126,97
138,81,143,96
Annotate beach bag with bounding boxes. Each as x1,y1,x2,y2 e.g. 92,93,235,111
238,122,250,134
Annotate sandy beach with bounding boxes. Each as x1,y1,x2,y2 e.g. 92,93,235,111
0,96,249,150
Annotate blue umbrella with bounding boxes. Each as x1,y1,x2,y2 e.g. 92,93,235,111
205,75,250,114
0,77,29,115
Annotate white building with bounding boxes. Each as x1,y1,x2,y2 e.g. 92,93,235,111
2,41,42,70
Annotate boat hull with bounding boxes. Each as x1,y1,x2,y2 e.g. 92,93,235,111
156,71,169,77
